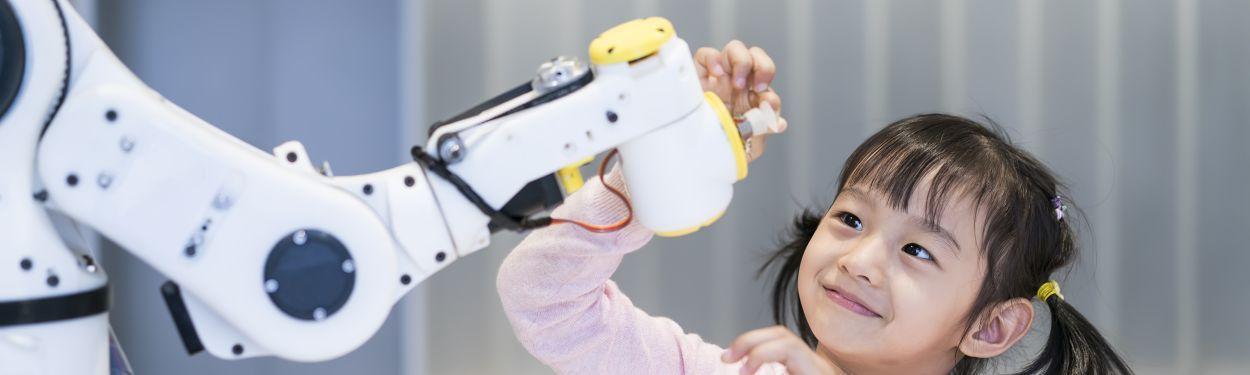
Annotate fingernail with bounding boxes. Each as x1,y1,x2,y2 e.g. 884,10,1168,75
721,349,732,361
713,64,725,76
735,77,746,89
754,83,768,93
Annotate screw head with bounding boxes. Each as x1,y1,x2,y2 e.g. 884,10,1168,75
437,135,466,163
119,137,135,152
292,230,307,245
212,192,233,210
97,173,113,189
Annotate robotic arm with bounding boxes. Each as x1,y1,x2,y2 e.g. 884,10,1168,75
1,0,769,372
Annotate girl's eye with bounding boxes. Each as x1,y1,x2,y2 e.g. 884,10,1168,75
902,243,934,261
838,212,863,232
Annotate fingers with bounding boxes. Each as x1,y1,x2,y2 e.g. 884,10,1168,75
751,89,785,135
722,40,754,90
741,339,797,375
741,332,830,375
724,326,833,375
756,89,782,116
747,46,776,93
697,41,782,122
694,47,725,78
722,326,789,363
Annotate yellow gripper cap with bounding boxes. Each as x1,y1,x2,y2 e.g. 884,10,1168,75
589,17,675,65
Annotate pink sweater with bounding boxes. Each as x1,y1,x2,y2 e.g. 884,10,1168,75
497,168,787,374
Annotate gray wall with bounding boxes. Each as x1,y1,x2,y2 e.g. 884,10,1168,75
82,0,1250,374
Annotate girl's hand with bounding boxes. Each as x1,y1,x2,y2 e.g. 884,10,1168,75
722,326,835,375
694,41,788,162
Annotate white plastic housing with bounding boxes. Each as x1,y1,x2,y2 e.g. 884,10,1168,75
427,35,743,236
0,1,109,373
36,46,400,362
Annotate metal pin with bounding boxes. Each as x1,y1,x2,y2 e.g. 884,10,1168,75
313,308,327,321
293,230,307,245
264,279,279,293
341,259,355,273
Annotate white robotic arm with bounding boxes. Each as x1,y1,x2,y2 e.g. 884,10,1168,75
2,0,766,371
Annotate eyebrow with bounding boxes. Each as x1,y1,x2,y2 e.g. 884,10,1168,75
839,187,963,256
909,215,962,256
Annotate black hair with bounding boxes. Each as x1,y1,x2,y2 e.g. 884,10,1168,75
760,114,1132,374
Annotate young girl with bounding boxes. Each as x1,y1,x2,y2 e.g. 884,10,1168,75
497,42,1131,374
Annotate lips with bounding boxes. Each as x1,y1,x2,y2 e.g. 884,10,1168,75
824,286,882,318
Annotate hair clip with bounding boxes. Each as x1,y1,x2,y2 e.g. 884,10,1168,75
1051,196,1067,221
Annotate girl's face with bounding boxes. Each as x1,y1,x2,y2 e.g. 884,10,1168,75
797,182,986,374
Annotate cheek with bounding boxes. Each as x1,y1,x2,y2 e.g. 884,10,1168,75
885,283,966,346
797,227,842,291
884,268,986,351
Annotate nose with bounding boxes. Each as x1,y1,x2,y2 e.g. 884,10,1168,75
837,234,886,286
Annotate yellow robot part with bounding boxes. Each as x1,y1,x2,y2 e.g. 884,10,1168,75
589,17,675,65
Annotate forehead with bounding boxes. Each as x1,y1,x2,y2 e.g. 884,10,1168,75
843,168,984,223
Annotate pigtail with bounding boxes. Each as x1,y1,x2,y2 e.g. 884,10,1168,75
1016,297,1132,375
759,209,823,347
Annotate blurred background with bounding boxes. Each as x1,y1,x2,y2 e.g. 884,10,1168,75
69,0,1248,373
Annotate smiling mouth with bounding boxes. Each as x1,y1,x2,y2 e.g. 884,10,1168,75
824,287,882,318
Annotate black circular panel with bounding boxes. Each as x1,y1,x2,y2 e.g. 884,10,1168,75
0,0,26,122
263,229,355,321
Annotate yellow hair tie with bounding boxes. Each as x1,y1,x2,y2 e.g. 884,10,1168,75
1036,280,1064,301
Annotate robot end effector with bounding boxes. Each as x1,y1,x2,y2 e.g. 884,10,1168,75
421,17,754,242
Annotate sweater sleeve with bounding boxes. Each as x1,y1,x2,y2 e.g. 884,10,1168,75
495,167,786,374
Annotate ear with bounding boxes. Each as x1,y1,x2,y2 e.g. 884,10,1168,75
959,298,1034,358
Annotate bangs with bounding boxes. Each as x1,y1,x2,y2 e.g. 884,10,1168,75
836,115,1016,241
